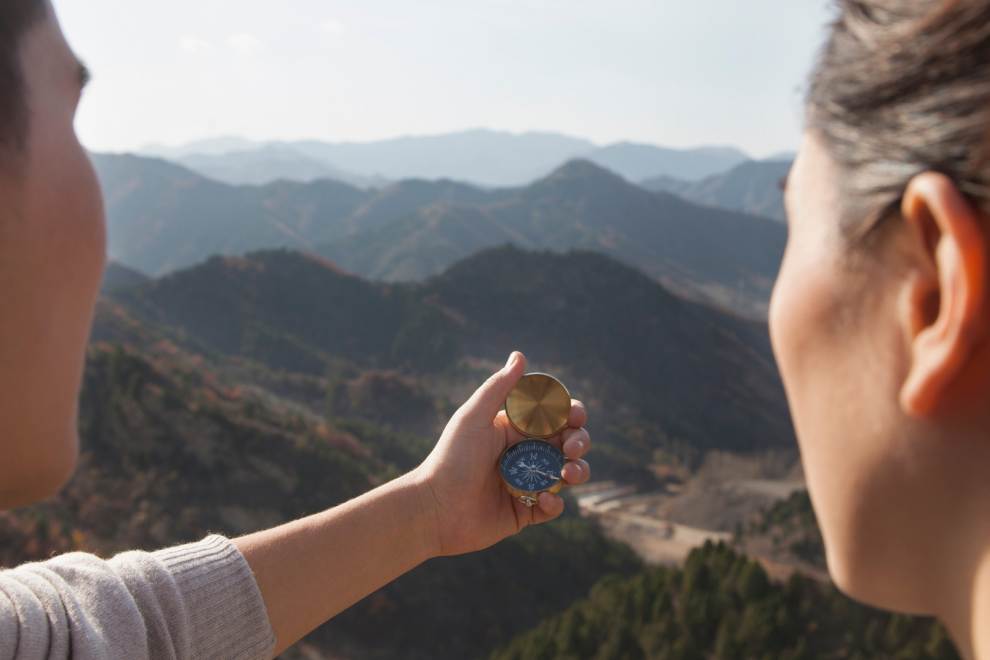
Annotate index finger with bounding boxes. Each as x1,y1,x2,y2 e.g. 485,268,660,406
568,399,587,429
499,399,587,452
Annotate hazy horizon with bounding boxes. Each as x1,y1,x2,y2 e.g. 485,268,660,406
54,1,831,159
133,127,793,161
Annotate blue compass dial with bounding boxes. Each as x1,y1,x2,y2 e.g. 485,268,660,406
499,440,564,493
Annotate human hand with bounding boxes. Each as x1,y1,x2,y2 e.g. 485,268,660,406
412,351,592,557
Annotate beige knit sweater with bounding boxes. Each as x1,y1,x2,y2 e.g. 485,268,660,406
0,535,276,659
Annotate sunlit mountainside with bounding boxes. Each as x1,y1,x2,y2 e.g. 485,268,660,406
104,247,793,479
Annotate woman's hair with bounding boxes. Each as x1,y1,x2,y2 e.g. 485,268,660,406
0,0,46,152
807,0,990,242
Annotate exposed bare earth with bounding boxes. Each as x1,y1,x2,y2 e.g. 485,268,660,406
572,451,812,573
574,483,730,565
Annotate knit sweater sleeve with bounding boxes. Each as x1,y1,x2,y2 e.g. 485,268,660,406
0,534,276,660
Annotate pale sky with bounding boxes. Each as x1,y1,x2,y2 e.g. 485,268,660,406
52,1,833,158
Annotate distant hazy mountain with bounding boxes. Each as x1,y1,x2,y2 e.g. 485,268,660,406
93,152,510,277
110,246,793,458
642,159,792,222
100,262,150,294
289,129,595,186
767,150,797,162
92,153,372,275
320,159,786,316
144,130,593,188
142,129,754,187
142,136,259,158
176,145,384,188
586,142,749,183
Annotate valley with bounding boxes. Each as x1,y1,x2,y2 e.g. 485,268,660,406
571,455,808,574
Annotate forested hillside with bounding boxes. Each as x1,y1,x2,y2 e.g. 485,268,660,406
104,246,793,483
492,542,958,660
0,343,641,659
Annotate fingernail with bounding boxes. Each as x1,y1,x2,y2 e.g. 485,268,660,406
505,352,518,369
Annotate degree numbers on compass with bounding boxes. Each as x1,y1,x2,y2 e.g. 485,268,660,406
499,440,565,493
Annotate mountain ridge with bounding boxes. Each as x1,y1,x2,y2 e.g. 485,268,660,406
319,158,786,316
93,153,784,317
141,129,752,187
107,245,794,478
643,159,791,222
176,144,386,189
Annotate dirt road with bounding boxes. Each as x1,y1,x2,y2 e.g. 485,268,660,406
574,483,731,565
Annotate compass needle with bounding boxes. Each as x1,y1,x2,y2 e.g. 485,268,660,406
499,441,566,500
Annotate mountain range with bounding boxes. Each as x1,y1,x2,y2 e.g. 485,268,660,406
3,129,957,659
92,153,785,317
318,160,784,316
142,129,751,188
176,144,387,189
9,239,956,657
102,246,793,483
642,158,792,223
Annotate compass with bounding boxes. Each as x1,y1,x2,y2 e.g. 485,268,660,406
504,373,571,439
499,439,565,507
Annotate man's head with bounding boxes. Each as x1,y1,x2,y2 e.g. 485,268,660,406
0,0,107,508
0,0,47,153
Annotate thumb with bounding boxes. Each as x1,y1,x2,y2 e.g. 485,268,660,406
462,352,527,423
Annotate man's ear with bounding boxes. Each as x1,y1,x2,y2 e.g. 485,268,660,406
898,172,989,417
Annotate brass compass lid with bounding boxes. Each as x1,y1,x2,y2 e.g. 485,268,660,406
505,373,572,439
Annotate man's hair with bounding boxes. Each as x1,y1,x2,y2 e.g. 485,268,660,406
0,0,47,151
807,0,990,244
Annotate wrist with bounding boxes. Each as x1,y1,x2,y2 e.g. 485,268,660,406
396,468,443,561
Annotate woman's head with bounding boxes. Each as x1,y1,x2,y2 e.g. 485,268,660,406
771,0,990,616
809,0,990,242
0,1,106,508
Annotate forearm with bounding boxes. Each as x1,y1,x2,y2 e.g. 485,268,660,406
233,470,440,656
0,536,276,659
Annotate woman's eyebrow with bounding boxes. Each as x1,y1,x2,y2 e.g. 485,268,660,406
77,59,92,90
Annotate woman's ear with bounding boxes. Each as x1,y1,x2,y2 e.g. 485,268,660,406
898,172,989,417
